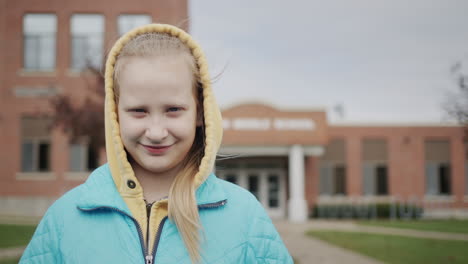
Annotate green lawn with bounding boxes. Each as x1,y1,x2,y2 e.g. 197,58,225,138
307,230,468,264
0,224,36,248
0,258,20,264
358,219,468,234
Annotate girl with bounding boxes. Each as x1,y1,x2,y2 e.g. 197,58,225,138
20,24,293,264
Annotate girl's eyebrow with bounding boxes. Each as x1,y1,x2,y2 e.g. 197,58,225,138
163,102,190,108
122,103,147,109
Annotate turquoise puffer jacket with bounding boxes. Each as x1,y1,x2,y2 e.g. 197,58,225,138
20,164,293,263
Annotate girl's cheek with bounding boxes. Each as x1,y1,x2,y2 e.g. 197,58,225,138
120,116,146,134
170,116,197,131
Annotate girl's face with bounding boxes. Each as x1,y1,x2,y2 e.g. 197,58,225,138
117,55,200,176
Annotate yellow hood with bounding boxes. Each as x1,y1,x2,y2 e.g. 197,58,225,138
103,24,223,230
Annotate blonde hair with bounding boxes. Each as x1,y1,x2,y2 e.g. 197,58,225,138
113,33,205,263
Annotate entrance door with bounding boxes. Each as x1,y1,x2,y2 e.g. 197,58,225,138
217,168,286,219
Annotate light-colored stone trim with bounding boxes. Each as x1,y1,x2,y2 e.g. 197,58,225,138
64,172,89,181
0,196,57,217
17,69,57,77
423,209,468,219
423,195,455,203
317,195,394,204
16,172,56,181
219,145,324,156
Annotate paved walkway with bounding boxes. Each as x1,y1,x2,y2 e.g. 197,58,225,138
274,221,384,264
274,220,468,264
0,247,25,260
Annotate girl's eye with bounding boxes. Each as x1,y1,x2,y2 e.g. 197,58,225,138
167,107,182,112
129,109,147,114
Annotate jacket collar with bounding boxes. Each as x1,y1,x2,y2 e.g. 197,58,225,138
76,164,227,215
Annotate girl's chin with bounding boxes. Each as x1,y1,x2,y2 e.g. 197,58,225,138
133,159,180,175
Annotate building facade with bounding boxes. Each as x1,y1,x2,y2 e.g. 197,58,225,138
1,0,467,221
217,104,468,220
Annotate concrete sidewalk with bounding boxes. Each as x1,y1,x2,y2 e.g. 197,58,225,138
274,220,468,264
274,221,384,264
0,247,24,261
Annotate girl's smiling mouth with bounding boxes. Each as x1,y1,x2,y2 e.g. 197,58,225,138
140,143,172,155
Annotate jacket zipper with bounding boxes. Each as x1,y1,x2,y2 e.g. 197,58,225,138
145,202,154,264
148,216,168,264
77,199,227,264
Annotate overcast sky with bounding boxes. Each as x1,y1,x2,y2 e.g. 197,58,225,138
189,0,468,124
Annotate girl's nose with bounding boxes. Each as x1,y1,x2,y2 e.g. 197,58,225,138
145,118,168,142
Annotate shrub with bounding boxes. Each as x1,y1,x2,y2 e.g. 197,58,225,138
311,203,423,219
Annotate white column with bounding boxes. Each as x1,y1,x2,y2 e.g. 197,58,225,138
288,144,308,222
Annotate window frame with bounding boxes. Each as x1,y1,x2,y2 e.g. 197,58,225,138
69,13,105,71
375,165,388,195
319,161,347,196
117,14,152,36
22,13,57,72
20,137,51,173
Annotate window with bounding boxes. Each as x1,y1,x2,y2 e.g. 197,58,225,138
319,164,347,195
425,140,451,195
376,166,388,195
438,164,451,195
320,139,347,196
426,163,452,195
225,174,237,184
268,174,280,208
23,14,57,70
248,174,260,200
362,139,388,196
334,166,346,195
69,143,98,172
20,117,52,172
70,14,104,70
118,14,151,36
363,164,388,196
21,140,51,172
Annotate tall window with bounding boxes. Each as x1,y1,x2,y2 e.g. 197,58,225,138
334,166,346,195
268,174,280,208
69,143,98,172
362,164,388,195
438,164,451,195
248,174,260,200
362,139,388,196
21,117,52,172
23,14,57,70
376,166,388,195
320,164,347,195
425,140,451,195
70,14,104,70
320,139,347,196
118,14,151,36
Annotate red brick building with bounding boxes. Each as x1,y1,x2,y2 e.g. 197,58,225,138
1,0,467,221
218,104,467,220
